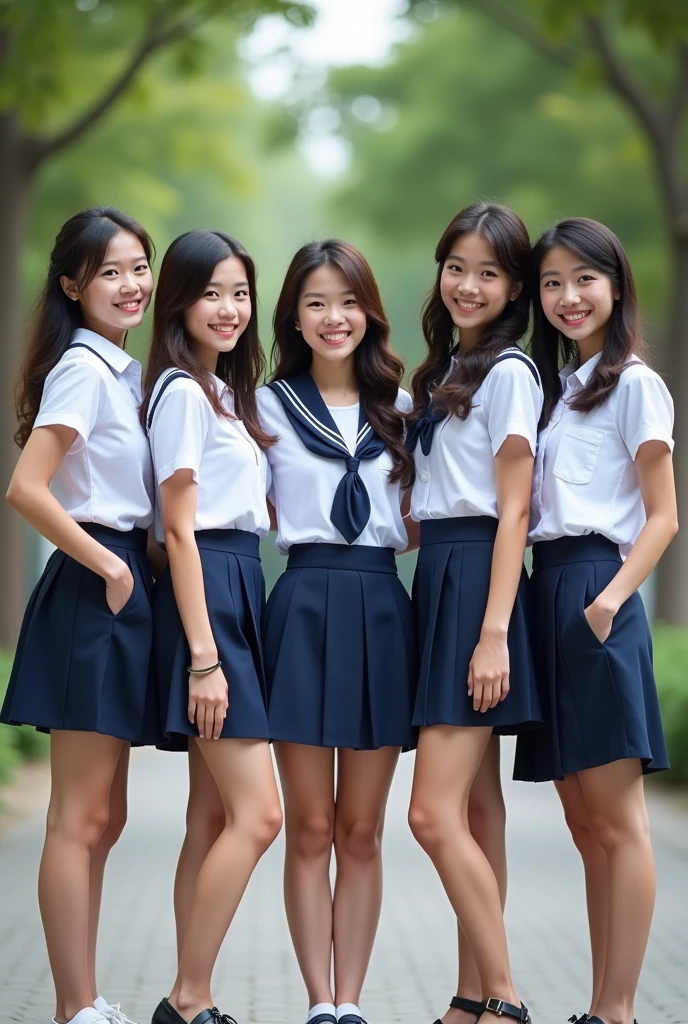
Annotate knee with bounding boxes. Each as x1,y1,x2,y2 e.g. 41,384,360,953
250,801,283,854
334,817,383,863
408,798,445,853
587,808,650,855
46,800,110,851
563,806,601,857
186,801,226,852
98,805,128,852
289,811,334,859
467,789,505,846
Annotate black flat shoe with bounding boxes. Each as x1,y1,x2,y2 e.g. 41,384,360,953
338,1016,368,1024
307,1016,337,1024
433,997,487,1024
480,999,531,1024
151,999,238,1024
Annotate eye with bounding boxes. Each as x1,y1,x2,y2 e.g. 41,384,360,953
344,298,357,306
102,269,118,277
135,263,149,273
235,289,249,299
307,300,323,308
543,279,559,288
482,270,498,278
446,263,462,273
204,289,219,298
578,274,595,283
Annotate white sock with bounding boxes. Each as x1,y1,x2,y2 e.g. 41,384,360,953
93,997,113,1014
52,1008,109,1024
337,1005,361,1021
308,1003,336,1021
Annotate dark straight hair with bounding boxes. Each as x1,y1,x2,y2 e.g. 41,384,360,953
140,230,273,449
531,217,646,427
271,238,413,486
14,206,153,448
410,201,531,421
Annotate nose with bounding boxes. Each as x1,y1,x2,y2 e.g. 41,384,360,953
324,307,345,325
120,272,140,294
218,301,237,320
458,274,479,295
559,283,581,306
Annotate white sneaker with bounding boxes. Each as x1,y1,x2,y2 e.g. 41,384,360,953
52,1009,108,1024
102,1006,139,1024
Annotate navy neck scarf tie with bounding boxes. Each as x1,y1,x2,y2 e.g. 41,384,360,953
268,371,385,544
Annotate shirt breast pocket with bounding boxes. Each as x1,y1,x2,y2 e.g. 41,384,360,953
553,425,604,485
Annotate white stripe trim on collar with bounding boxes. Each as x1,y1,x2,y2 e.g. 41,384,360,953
273,380,350,455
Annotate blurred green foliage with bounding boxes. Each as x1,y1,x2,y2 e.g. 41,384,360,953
0,650,49,788
653,625,688,784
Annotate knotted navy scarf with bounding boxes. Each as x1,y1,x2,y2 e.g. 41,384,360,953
405,349,540,455
268,371,385,544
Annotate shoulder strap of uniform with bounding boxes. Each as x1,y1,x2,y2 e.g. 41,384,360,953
69,342,117,376
493,349,541,388
146,370,193,435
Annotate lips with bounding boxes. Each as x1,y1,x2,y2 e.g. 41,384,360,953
320,331,350,345
559,310,591,324
209,324,238,335
116,300,141,312
454,299,485,312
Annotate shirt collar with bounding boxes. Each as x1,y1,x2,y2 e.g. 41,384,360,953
559,350,603,388
71,328,135,376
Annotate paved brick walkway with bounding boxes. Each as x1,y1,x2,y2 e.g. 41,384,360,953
1,742,687,1024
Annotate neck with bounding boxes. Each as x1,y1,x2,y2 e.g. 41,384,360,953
309,353,358,401
193,343,219,374
576,330,606,365
457,325,481,354
83,320,127,348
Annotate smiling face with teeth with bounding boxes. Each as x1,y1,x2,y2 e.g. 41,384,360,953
439,232,522,351
296,263,368,368
539,244,618,356
183,255,251,371
61,229,153,346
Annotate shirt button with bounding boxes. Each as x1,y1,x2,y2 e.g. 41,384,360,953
421,472,429,483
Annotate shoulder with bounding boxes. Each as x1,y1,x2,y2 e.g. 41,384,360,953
256,384,285,416
488,349,540,385
395,387,413,414
616,360,673,410
43,348,105,397
152,370,207,407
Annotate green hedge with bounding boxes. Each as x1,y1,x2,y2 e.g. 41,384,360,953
0,650,49,786
0,624,687,787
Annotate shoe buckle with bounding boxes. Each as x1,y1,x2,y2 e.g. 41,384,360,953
486,999,504,1016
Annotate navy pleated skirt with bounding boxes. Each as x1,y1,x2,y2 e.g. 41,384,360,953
513,533,669,782
412,516,541,733
0,523,157,743
264,543,417,749
154,529,269,749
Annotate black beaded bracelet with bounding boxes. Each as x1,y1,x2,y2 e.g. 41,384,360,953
187,660,222,676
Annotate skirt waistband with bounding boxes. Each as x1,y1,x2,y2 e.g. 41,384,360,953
194,529,261,558
532,533,622,571
420,516,498,546
80,523,148,552
286,543,398,575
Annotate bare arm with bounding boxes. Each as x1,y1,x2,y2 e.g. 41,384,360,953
267,498,278,532
146,530,168,580
160,469,227,740
400,488,420,553
585,440,678,641
469,435,533,712
6,425,133,613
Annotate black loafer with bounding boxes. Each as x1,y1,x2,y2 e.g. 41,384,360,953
308,1016,337,1024
152,999,238,1024
338,1017,367,1024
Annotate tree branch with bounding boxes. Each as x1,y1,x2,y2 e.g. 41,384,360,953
456,0,578,71
26,9,208,170
584,14,667,151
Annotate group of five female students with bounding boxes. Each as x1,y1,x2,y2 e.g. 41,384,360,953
1,200,676,1024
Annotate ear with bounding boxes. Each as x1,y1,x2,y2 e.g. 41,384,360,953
60,275,80,302
294,320,301,332
510,280,523,302
614,289,621,301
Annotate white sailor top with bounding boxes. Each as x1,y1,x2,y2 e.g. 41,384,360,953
529,353,674,556
411,348,543,522
33,328,154,531
148,370,270,544
256,380,411,554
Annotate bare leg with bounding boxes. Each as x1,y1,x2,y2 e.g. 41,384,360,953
332,746,400,1006
443,735,507,1024
173,743,224,959
555,774,609,1014
169,738,282,1022
275,742,336,1009
87,743,130,1002
578,760,655,1024
39,731,125,1023
409,726,521,1018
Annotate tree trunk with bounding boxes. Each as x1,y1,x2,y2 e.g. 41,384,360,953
0,112,34,648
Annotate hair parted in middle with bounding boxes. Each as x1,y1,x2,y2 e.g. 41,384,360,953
271,238,413,486
409,200,531,422
140,229,274,449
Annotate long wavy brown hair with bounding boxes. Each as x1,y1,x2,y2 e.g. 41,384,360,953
531,217,647,427
271,239,413,486
14,206,153,448
140,230,274,449
410,201,531,422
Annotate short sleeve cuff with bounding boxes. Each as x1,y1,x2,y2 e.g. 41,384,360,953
490,419,537,457
627,427,675,460
34,411,90,442
157,453,200,485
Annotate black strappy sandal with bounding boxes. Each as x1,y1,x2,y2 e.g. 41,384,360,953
480,998,531,1023
574,1015,638,1024
432,996,486,1024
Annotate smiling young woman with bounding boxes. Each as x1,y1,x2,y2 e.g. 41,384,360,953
1,206,158,1024
256,239,416,1024
515,218,678,1024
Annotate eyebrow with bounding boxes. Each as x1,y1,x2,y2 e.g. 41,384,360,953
207,280,249,288
302,289,356,299
446,255,499,267
101,256,148,266
541,264,594,278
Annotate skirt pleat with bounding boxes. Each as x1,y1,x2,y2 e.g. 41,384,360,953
0,524,156,743
153,529,269,749
264,543,417,749
513,534,669,782
412,516,541,733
